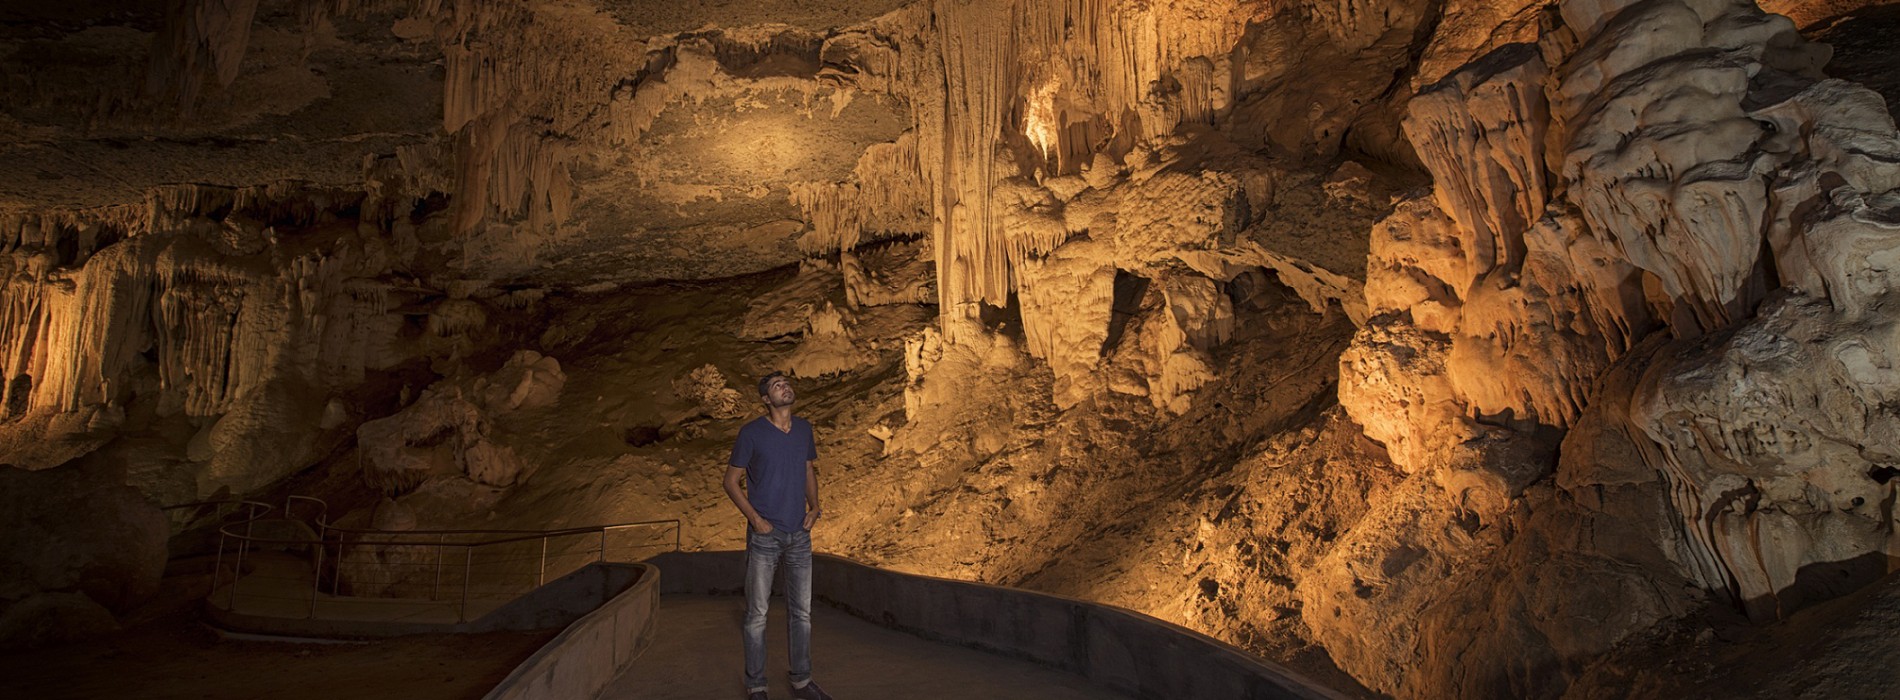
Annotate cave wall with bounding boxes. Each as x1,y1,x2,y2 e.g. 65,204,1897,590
1326,0,1900,695
3,1,1899,698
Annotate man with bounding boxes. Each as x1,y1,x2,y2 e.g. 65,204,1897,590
724,371,832,700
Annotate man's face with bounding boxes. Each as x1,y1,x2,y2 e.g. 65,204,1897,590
761,375,795,408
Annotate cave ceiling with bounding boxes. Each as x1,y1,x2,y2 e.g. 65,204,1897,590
0,0,925,287
6,0,1900,696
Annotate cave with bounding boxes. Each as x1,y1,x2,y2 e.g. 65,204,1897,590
4,0,1900,698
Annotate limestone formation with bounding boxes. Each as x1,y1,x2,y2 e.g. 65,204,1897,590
1328,0,1900,694
672,365,751,420
1015,240,1115,409
336,497,437,599
783,302,877,378
4,0,1900,696
1632,293,1900,619
357,351,561,492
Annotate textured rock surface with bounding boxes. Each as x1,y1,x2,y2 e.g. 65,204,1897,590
1328,0,1900,696
1,0,1898,697
357,351,560,492
0,462,167,649
1632,293,1900,619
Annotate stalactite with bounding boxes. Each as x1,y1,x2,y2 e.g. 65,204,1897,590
789,183,863,255
32,242,160,413
0,176,389,421
914,0,1253,320
933,0,1017,311
361,141,455,225
413,0,608,239
450,114,575,239
145,0,263,110
791,135,929,256
841,247,935,309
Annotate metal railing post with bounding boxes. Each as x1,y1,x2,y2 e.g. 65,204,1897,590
309,533,324,619
433,534,444,601
231,515,252,611
599,529,607,563
537,536,547,587
213,532,227,608
460,546,472,623
334,539,345,594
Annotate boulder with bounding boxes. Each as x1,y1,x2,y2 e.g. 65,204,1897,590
0,463,166,649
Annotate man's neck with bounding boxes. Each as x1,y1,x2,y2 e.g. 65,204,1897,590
766,405,795,431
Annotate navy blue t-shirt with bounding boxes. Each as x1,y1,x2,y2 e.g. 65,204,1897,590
728,416,818,532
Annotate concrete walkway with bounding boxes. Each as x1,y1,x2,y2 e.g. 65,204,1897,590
603,595,1132,699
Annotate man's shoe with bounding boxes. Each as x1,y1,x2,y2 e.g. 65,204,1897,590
747,692,768,700
791,681,832,700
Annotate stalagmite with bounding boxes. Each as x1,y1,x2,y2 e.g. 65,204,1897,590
11,0,1900,694
1015,239,1115,408
673,365,750,420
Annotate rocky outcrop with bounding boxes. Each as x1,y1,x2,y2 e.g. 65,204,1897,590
335,497,437,598
0,184,419,500
0,463,167,649
357,350,564,492
1328,0,1900,696
672,365,751,421
1632,293,1900,620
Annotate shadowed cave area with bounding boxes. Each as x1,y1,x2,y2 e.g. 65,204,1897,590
4,0,1900,698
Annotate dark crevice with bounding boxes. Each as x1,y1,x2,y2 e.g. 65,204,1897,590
1102,270,1150,357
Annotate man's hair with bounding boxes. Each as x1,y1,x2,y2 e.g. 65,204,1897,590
757,370,787,397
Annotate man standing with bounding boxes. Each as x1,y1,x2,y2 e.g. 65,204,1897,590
724,371,832,700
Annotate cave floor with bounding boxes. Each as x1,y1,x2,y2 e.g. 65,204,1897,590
0,601,551,700
607,594,1129,699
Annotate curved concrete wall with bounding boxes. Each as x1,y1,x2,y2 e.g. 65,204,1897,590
484,563,660,700
645,551,1346,700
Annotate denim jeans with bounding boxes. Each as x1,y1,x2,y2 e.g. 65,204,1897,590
743,525,812,692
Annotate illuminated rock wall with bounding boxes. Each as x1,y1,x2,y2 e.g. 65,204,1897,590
1329,0,1900,695
4,0,1898,694
0,184,416,495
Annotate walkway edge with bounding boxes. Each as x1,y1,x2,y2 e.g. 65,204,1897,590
645,551,1349,700
483,563,661,700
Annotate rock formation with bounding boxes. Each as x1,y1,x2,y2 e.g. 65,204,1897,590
2,1,1899,698
1326,0,1900,695
0,462,168,650
358,350,564,492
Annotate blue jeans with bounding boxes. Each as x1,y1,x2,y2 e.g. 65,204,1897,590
744,526,812,692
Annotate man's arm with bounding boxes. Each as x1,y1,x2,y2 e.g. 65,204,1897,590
801,460,822,529
724,467,771,534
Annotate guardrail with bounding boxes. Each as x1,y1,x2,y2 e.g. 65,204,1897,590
646,551,1348,700
200,494,681,624
162,498,274,537
162,498,276,562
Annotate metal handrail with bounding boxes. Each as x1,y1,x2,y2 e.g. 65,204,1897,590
243,520,686,548
162,499,274,534
283,495,327,528
205,493,683,624
162,499,275,514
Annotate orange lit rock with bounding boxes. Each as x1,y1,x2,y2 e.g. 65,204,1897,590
1016,240,1115,409
1329,0,1900,694
5,0,1900,695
